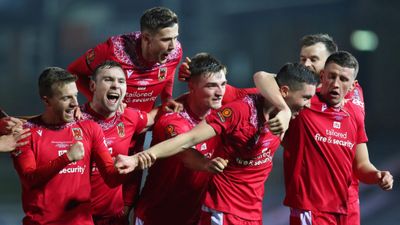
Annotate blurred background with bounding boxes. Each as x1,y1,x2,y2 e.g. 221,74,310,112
0,0,399,224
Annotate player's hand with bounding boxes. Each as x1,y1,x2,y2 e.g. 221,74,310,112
206,157,228,173
115,154,138,174
163,99,183,113
0,117,25,135
178,57,191,81
136,151,157,170
377,170,393,191
67,141,85,162
267,108,291,137
74,107,83,120
0,128,31,152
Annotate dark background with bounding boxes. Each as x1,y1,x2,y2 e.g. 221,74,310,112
0,0,399,224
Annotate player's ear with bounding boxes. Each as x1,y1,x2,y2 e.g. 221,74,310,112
41,96,50,106
89,79,96,93
350,79,358,91
142,31,152,44
319,69,325,82
280,85,289,98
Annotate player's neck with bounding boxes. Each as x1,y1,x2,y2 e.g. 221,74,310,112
89,102,116,119
41,111,68,126
141,42,158,65
187,95,210,120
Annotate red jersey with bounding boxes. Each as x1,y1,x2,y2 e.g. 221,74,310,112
12,117,122,225
346,82,365,209
282,93,367,214
204,95,281,220
222,84,258,105
80,104,148,218
68,31,183,112
135,96,219,225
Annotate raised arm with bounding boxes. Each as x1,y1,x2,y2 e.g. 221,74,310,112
67,42,110,100
115,121,217,174
253,71,291,135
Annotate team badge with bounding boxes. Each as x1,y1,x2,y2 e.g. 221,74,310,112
165,124,177,137
217,108,232,122
158,67,167,80
333,121,341,129
72,128,83,140
86,48,95,65
117,122,125,137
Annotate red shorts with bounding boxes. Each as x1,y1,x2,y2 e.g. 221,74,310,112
346,199,360,225
289,208,347,225
199,205,262,225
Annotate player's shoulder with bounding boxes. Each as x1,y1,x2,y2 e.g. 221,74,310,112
77,119,102,131
222,94,257,113
122,107,147,122
344,100,364,120
157,111,186,126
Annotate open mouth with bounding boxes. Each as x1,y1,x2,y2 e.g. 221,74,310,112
65,108,75,118
329,90,340,97
107,93,120,104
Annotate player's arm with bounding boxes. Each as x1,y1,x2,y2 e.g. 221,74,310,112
353,143,393,190
253,71,291,136
115,121,217,173
12,141,84,188
180,149,228,173
147,120,216,158
67,42,109,99
91,126,127,188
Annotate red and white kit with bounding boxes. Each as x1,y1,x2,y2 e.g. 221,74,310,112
135,95,219,225
81,104,147,222
12,117,122,225
68,31,182,112
283,92,367,224
201,95,281,224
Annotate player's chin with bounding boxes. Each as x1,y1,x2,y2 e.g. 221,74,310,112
63,115,75,123
210,102,222,110
159,55,168,64
63,110,75,122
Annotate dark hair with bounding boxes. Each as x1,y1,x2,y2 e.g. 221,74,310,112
276,63,318,91
38,67,77,98
325,51,359,78
188,53,227,79
300,33,338,54
140,7,178,34
92,60,123,80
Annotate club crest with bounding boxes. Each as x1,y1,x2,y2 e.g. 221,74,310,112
117,122,125,137
72,128,83,140
158,67,167,81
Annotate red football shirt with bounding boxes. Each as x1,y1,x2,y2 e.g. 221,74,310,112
12,117,122,225
81,104,148,218
204,95,281,220
222,84,258,105
135,96,219,225
68,31,183,112
282,93,367,214
345,82,365,205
